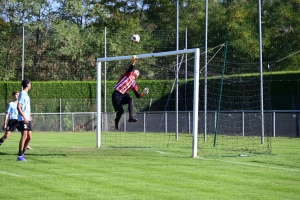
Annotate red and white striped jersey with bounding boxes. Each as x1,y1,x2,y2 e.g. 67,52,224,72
114,71,139,94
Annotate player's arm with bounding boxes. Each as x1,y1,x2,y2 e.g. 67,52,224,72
2,104,10,130
126,55,137,73
133,87,149,99
2,113,8,130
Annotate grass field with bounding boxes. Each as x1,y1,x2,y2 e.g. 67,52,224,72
0,132,299,200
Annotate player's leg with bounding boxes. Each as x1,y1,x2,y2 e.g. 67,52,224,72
112,91,124,130
122,94,137,122
23,122,32,153
0,131,11,145
17,131,27,161
0,120,18,146
17,122,28,161
114,106,124,130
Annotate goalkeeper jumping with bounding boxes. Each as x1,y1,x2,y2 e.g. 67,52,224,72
112,55,149,130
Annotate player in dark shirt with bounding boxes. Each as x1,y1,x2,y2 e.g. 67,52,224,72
112,55,149,130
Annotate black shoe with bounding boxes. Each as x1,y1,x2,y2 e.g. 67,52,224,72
128,118,137,123
115,118,119,130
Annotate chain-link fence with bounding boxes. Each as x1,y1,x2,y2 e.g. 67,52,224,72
1,110,298,137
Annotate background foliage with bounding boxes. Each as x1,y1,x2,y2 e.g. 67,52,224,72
0,71,299,112
0,0,299,81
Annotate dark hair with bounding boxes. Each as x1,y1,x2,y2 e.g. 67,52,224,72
22,79,30,89
12,91,19,95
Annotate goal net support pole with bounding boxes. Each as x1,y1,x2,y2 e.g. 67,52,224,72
96,48,200,158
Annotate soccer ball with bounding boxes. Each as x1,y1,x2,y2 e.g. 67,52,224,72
130,34,140,43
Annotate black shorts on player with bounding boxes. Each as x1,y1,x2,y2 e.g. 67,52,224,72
6,119,19,131
18,121,33,131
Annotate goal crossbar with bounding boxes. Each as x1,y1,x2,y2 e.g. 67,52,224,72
96,48,200,158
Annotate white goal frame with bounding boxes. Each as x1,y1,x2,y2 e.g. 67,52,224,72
96,48,200,158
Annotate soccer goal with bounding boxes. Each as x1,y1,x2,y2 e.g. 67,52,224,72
96,48,201,158
96,46,272,158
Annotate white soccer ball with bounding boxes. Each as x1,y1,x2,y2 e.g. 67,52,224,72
130,34,140,43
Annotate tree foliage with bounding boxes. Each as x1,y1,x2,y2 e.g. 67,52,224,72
0,0,299,81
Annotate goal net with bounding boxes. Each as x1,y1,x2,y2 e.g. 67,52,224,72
198,45,272,157
96,46,272,158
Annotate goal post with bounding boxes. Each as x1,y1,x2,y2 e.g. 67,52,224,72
96,48,201,158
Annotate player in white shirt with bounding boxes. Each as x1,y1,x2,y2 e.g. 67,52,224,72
0,91,20,146
17,79,32,161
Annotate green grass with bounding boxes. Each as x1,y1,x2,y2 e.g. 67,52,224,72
0,132,299,200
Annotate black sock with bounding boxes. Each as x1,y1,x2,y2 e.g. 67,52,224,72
0,139,3,145
18,150,24,156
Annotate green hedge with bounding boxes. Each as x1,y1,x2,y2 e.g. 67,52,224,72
0,71,299,112
0,80,177,112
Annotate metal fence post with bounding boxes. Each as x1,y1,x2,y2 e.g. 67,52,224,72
143,112,146,133
72,113,74,132
273,111,276,137
60,98,62,132
242,111,245,137
165,112,167,133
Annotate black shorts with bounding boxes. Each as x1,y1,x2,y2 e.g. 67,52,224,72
6,119,19,131
18,121,33,131
112,90,131,111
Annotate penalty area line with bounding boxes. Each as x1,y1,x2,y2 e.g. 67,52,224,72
134,148,170,155
0,170,22,177
218,160,300,172
136,148,187,157
155,150,169,154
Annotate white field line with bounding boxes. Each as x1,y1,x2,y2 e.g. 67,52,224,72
27,173,103,177
0,170,22,177
152,150,300,173
216,159,300,172
152,149,300,173
155,150,169,154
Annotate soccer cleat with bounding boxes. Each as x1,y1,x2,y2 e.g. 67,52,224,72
17,155,26,162
128,118,137,123
115,118,119,130
26,146,33,150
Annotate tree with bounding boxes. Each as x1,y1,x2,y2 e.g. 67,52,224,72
223,0,260,61
142,0,177,30
262,0,300,70
0,0,299,81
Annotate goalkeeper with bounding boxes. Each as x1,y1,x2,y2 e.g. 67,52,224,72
112,55,149,130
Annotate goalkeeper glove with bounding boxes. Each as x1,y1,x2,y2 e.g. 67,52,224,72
143,88,149,95
140,88,149,97
132,55,137,65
